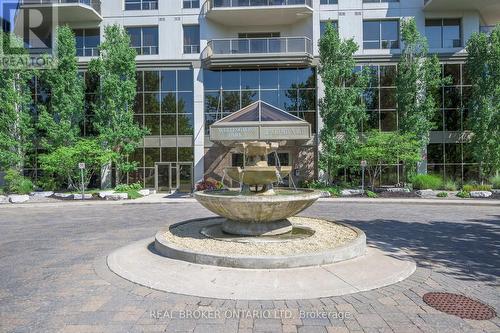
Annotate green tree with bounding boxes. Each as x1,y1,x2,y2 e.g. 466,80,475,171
39,139,114,190
352,131,421,190
318,22,368,182
37,26,85,150
89,25,148,184
396,18,446,175
465,25,500,180
0,32,34,171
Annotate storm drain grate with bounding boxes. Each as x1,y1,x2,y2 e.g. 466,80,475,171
423,292,496,320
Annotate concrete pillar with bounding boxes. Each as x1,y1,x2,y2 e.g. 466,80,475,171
193,66,205,184
417,146,428,175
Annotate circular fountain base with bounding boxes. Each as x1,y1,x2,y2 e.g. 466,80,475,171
154,217,366,269
221,218,293,236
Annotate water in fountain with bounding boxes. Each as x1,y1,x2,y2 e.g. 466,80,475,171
193,141,326,236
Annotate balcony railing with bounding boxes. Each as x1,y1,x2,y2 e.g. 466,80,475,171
77,47,99,57
20,0,101,14
208,0,312,9
203,37,312,58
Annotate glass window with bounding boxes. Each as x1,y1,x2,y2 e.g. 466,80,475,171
178,148,194,162
204,70,221,90
260,69,279,89
144,148,160,167
178,70,194,91
320,0,337,4
161,148,176,162
380,111,397,131
144,93,160,113
178,92,194,114
125,0,158,10
126,26,159,55
144,71,159,91
145,115,160,135
221,71,240,90
425,19,442,49
443,19,461,48
178,114,194,135
379,65,396,87
279,69,297,90
74,28,100,57
320,21,338,37
425,19,461,48
363,20,399,49
363,21,380,49
427,144,443,164
183,0,199,8
363,0,399,2
380,88,396,109
183,25,200,54
161,93,176,113
161,115,176,135
240,70,259,89
443,64,460,85
161,70,176,91
381,20,399,49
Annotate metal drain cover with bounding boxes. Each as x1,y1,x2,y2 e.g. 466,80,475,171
423,292,496,320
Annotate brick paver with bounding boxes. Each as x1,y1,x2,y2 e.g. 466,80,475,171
0,201,499,332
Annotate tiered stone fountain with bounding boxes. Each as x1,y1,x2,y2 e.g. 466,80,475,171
194,141,323,236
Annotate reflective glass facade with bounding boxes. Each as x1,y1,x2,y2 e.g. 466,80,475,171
203,68,317,134
129,69,194,187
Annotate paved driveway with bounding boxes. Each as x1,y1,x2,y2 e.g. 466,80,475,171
0,201,499,332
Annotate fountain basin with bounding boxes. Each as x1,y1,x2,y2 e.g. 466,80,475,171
193,188,324,235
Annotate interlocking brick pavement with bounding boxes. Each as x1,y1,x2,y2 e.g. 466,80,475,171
0,201,498,332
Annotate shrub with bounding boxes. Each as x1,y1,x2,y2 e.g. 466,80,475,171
36,176,59,191
442,180,457,191
126,190,142,199
4,169,34,194
0,187,4,195
462,184,492,192
196,177,223,191
491,175,500,189
115,182,142,192
437,192,448,198
326,186,341,197
456,190,470,198
410,174,443,190
366,190,378,198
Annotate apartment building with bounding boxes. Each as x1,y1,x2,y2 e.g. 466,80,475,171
12,0,500,191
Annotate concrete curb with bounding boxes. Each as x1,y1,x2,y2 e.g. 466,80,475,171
154,217,367,269
107,238,416,300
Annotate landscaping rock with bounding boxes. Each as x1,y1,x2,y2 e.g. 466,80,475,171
470,191,492,198
491,189,500,194
54,193,73,199
8,195,30,203
0,195,9,204
341,189,364,196
386,188,411,193
30,191,54,198
105,193,128,200
73,193,92,200
416,189,435,198
138,189,150,196
98,190,114,199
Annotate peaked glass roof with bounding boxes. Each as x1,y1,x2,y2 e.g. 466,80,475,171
217,101,305,124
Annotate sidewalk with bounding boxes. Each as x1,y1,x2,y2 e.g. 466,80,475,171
1,193,499,208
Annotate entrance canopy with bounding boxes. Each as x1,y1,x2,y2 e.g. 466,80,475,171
209,100,312,143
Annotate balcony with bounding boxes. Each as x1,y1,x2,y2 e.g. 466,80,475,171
202,36,313,68
204,0,313,26
424,0,500,26
20,0,102,23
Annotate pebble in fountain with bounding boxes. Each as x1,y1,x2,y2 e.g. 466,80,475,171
193,141,324,236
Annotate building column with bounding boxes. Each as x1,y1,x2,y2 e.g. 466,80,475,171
193,66,205,184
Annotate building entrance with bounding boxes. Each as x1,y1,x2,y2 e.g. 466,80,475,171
155,162,193,193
